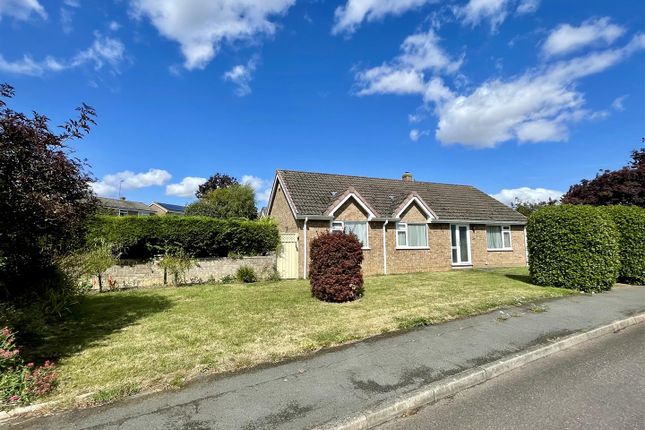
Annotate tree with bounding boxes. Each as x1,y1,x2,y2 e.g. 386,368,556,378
195,173,238,199
562,148,645,207
0,83,97,300
77,240,119,293
511,198,559,217
157,248,196,287
185,184,258,219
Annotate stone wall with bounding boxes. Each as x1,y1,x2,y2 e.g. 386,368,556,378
90,255,276,289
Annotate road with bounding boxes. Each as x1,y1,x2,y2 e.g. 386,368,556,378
378,323,645,430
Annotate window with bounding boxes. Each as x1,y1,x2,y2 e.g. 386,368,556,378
396,222,428,248
486,225,512,250
330,221,369,248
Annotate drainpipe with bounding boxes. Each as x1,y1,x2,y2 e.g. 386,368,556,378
523,226,529,267
382,220,389,275
303,217,309,279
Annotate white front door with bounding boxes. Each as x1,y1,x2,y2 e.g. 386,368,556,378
451,224,472,266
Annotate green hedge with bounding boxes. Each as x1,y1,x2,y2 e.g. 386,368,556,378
603,206,645,285
527,205,620,292
86,216,280,259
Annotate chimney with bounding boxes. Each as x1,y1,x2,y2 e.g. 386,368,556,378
402,172,413,182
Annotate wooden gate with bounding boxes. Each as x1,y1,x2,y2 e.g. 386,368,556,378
277,233,299,279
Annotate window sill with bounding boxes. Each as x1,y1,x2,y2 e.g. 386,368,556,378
451,263,473,268
487,248,513,252
361,247,371,250
396,247,430,250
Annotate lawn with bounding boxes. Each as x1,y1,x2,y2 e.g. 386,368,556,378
32,267,574,405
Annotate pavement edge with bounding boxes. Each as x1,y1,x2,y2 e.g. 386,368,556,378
315,313,645,430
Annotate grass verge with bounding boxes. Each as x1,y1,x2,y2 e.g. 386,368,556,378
30,267,574,405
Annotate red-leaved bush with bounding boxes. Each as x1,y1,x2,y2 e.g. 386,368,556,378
309,232,364,302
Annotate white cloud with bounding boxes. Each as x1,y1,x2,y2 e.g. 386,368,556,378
491,187,563,206
455,0,510,32
129,0,295,70
357,66,426,96
332,0,433,35
242,175,272,205
71,33,126,70
516,0,539,15
223,58,257,97
611,95,627,111
542,17,626,57
355,29,462,97
109,21,121,31
408,113,425,123
355,33,645,148
93,169,172,197
0,33,125,76
60,7,73,33
409,129,430,141
165,176,207,198
0,0,46,21
0,55,43,76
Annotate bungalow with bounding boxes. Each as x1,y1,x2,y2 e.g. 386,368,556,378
149,202,186,215
98,197,155,216
267,170,527,279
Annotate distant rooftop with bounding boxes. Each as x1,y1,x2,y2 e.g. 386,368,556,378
151,202,186,213
98,197,153,212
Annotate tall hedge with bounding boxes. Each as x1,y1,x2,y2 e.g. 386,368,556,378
527,205,620,292
86,216,279,259
603,206,645,285
309,232,364,303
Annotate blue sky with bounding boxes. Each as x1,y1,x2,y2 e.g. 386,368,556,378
1,0,643,208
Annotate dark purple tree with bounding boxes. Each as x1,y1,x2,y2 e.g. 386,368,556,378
195,173,238,199
0,84,97,300
562,147,645,207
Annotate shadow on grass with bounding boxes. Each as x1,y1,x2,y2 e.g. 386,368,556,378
504,273,533,285
25,293,173,363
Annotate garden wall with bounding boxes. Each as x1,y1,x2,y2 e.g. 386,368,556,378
89,255,276,289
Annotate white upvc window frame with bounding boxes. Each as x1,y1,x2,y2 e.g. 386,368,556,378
486,225,513,251
331,221,344,232
330,220,370,249
395,222,429,249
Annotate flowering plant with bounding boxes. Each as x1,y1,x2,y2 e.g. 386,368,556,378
0,327,58,408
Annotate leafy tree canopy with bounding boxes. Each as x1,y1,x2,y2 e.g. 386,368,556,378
195,173,238,199
511,198,559,217
562,147,645,207
185,184,257,219
0,83,97,300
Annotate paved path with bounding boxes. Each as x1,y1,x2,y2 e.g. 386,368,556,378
378,322,645,430
11,286,645,430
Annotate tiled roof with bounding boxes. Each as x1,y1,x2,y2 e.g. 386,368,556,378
98,197,153,212
152,202,186,213
276,170,527,223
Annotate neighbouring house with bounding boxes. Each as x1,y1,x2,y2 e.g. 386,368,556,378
98,197,155,216
149,202,186,215
268,170,528,279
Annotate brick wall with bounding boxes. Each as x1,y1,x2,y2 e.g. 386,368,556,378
89,255,276,289
269,183,298,233
470,224,527,267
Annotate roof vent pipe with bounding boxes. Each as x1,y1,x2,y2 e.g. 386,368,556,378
402,172,413,182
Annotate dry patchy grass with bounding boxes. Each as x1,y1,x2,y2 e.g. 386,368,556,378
33,267,573,404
